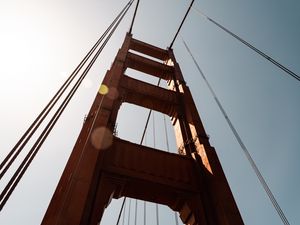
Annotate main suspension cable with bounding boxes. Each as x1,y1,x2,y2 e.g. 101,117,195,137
191,6,300,82
182,38,290,225
0,0,132,180
0,0,133,210
129,0,140,34
169,0,195,48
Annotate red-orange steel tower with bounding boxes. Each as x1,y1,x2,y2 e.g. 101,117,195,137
42,33,244,225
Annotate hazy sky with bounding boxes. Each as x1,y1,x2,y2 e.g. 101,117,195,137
0,0,299,224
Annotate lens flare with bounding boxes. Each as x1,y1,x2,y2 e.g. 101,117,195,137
91,127,113,150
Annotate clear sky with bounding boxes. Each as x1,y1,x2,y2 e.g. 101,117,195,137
0,0,299,224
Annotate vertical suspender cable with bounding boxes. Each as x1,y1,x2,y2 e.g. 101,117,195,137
127,199,132,225
163,112,179,224
156,204,159,225
163,115,170,152
115,77,161,225
191,6,300,82
175,212,179,225
144,201,146,225
140,78,161,145
152,111,160,225
152,111,156,148
134,199,138,225
182,38,290,225
163,116,178,224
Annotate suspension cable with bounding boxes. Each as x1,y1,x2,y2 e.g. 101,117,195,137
143,135,147,225
169,0,195,48
182,38,290,225
134,199,138,225
191,6,300,82
117,197,127,225
122,198,126,225
152,111,160,225
144,200,146,225
127,199,131,225
129,0,140,34
152,111,156,148
0,0,132,181
163,110,179,224
155,204,159,225
163,115,170,152
0,0,133,210
175,212,179,225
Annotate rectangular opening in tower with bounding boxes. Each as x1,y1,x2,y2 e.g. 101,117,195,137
115,103,178,154
125,68,162,87
101,198,184,225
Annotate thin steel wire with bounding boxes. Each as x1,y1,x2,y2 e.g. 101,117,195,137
127,199,131,225
115,76,161,224
175,212,179,225
129,0,140,34
170,0,195,48
152,111,160,225
155,204,159,225
134,199,138,225
144,201,146,225
163,115,170,152
163,110,179,225
152,111,156,148
182,38,290,225
0,1,130,180
191,6,300,82
122,199,127,225
0,0,134,211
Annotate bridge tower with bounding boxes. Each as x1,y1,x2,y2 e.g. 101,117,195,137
42,33,244,225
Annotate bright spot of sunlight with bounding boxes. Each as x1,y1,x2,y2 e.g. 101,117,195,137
99,84,109,95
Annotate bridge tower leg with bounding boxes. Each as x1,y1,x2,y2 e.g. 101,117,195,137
42,33,244,225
